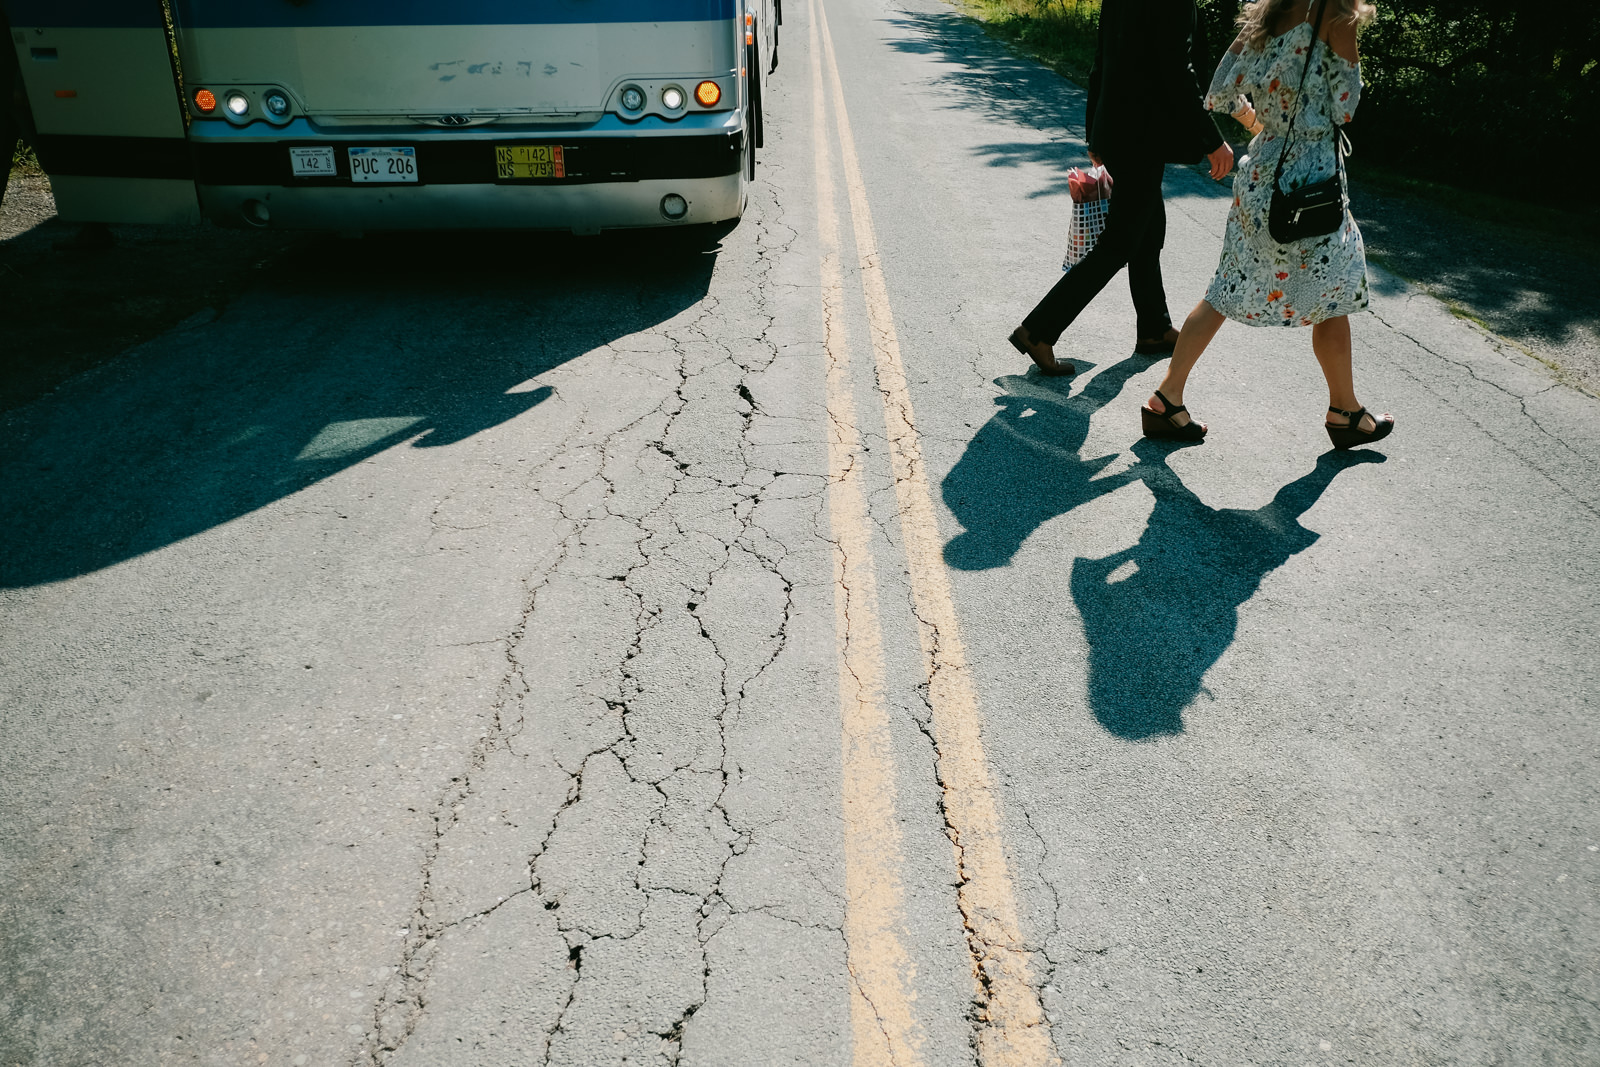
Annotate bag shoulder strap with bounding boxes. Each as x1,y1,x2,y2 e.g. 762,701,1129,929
1273,0,1332,187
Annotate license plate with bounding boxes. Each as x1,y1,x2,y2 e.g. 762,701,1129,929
348,146,417,183
496,144,565,179
289,147,336,177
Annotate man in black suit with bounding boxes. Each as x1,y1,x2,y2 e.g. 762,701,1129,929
1010,0,1233,376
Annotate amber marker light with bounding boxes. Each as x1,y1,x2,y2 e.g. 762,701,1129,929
695,81,721,107
745,11,754,44
194,88,217,112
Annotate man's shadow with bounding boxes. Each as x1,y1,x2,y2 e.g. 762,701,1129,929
943,369,1384,739
944,355,1150,571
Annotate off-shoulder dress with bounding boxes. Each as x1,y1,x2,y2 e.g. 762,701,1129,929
1202,19,1369,327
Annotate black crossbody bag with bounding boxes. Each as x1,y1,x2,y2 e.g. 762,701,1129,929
1267,0,1349,244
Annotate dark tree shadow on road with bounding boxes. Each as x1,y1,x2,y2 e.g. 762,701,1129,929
943,371,1384,739
880,10,1234,204
0,227,725,588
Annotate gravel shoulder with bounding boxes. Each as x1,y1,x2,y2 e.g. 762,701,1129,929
1346,177,1600,397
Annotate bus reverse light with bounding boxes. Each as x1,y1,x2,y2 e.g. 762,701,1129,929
661,86,685,111
694,81,721,107
193,88,217,112
225,91,250,116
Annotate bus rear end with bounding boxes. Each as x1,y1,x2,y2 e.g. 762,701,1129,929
170,0,767,233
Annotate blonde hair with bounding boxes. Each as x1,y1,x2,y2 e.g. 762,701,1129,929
1238,0,1377,52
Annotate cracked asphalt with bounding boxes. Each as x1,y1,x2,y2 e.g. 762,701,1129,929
3,0,1598,1064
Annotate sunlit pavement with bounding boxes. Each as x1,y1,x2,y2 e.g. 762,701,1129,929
3,0,1597,1064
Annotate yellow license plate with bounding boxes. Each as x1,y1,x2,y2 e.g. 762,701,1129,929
495,144,565,179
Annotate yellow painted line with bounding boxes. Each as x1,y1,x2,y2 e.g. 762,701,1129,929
813,1,1060,1063
810,6,928,1067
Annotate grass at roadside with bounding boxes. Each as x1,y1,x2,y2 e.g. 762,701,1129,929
950,0,1100,83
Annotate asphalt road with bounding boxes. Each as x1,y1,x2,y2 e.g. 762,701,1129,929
3,0,1598,1065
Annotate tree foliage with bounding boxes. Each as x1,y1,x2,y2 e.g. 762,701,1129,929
1194,0,1600,203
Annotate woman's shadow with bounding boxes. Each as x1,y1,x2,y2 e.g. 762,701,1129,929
942,367,1384,739
1076,439,1382,738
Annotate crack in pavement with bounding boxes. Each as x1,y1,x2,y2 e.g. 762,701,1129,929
355,149,820,1066
1366,305,1600,519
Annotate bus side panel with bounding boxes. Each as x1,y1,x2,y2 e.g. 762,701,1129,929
7,3,199,224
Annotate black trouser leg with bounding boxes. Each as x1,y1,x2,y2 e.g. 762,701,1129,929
1126,187,1171,339
1021,156,1171,346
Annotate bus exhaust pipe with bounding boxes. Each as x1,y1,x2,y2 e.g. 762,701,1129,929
241,199,271,228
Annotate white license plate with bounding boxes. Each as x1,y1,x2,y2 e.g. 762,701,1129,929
348,146,417,183
289,147,336,177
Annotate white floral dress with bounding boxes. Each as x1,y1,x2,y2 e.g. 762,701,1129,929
1203,20,1368,327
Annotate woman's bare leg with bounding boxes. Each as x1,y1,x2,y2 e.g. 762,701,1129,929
1148,300,1226,428
1311,315,1385,432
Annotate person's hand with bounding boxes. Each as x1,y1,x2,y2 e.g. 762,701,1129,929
1088,150,1103,169
1206,142,1235,181
1231,101,1262,136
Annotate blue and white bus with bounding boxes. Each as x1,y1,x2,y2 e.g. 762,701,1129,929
5,0,777,232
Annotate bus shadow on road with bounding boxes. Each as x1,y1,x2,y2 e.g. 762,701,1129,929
0,227,724,589
942,366,1383,739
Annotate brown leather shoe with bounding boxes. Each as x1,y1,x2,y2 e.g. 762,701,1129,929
1008,325,1074,376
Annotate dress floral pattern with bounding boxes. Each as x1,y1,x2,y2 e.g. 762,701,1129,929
1203,20,1368,327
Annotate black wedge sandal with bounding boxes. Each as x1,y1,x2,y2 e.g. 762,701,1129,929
1325,406,1395,450
1141,390,1207,442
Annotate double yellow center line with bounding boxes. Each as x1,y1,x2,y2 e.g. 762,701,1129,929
807,2,1060,1063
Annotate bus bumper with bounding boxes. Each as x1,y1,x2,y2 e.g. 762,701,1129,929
196,173,745,232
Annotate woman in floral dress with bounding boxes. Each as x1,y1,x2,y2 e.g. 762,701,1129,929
1142,0,1395,449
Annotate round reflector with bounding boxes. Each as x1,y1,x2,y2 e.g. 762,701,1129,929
695,81,721,107
194,88,217,112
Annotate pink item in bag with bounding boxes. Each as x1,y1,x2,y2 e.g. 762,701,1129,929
1067,165,1113,204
